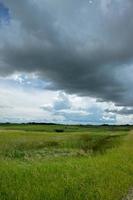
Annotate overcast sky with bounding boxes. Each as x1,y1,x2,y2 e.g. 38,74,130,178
0,0,133,124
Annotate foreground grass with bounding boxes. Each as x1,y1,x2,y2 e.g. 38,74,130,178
0,125,132,200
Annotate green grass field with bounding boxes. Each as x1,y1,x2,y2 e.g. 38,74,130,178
0,124,132,200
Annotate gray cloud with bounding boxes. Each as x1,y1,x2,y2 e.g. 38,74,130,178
0,0,133,108
40,93,71,112
106,108,133,115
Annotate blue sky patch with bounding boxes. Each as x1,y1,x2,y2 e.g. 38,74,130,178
0,2,10,23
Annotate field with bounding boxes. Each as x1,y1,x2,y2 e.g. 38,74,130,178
0,124,133,200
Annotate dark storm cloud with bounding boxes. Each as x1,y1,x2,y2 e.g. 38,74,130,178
0,0,133,108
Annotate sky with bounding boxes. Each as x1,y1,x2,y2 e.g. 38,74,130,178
0,0,133,124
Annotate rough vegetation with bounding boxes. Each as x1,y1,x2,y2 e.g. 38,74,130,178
0,124,132,200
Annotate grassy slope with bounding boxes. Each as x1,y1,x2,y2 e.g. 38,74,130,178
0,125,132,200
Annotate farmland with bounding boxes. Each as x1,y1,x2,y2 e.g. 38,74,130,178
0,124,132,200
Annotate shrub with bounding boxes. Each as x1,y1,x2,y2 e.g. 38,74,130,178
55,129,64,133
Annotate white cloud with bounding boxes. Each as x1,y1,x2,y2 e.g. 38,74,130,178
116,115,133,125
0,78,98,123
0,77,58,122
40,91,116,124
0,74,131,124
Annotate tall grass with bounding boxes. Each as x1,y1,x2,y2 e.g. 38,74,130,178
0,125,132,199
